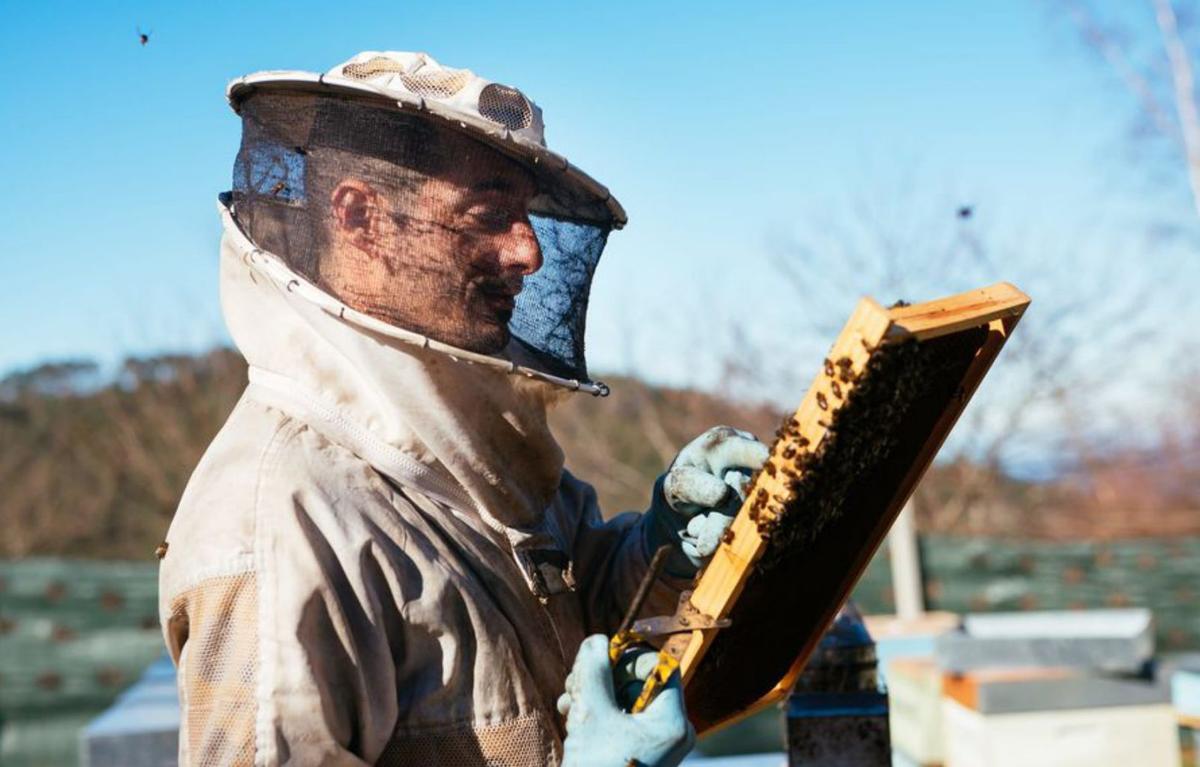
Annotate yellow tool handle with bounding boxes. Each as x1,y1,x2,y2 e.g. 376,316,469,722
630,650,681,713
608,545,679,713
608,629,643,664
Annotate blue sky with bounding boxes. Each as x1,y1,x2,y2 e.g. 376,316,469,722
1,0,1196,439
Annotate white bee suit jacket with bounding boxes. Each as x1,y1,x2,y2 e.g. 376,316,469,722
157,202,681,766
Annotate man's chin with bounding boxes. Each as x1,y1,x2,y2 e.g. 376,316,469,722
454,323,510,356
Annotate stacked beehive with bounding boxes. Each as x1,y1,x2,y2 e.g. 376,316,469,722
875,609,1181,767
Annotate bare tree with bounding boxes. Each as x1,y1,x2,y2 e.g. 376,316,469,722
757,181,1159,536
1056,0,1200,222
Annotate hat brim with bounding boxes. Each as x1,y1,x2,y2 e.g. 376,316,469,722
227,71,627,229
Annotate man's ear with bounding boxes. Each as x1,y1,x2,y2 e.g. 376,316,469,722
330,180,381,251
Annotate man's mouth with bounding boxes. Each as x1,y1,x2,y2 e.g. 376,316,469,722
476,277,523,315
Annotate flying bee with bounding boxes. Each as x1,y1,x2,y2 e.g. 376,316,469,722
137,26,152,46
270,181,287,196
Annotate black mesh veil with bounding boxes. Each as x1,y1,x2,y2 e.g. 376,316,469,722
229,89,611,385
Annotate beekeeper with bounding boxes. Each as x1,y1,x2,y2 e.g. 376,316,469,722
158,51,768,767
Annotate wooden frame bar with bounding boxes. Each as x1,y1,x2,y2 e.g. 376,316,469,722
660,282,1030,733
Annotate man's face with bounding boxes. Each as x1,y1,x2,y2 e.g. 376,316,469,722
321,145,542,354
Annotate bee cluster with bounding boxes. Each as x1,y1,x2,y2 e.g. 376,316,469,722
688,329,988,726
744,354,864,542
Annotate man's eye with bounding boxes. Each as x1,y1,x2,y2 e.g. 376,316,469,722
467,206,516,232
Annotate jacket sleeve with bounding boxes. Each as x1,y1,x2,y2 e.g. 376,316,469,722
164,562,263,767
562,472,690,635
161,446,405,765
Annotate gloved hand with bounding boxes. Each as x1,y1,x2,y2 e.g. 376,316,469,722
557,635,695,767
644,426,770,576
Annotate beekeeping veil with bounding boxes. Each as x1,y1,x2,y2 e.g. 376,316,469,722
226,51,625,394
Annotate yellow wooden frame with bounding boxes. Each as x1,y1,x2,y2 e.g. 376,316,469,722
662,282,1030,734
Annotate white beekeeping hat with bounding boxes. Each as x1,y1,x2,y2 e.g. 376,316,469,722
224,51,627,394
227,51,626,228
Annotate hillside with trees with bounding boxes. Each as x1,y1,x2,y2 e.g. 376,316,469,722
1,348,1197,560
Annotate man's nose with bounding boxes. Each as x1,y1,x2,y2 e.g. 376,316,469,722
501,218,543,275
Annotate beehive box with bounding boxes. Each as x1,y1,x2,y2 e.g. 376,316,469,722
887,658,945,766
942,696,1179,767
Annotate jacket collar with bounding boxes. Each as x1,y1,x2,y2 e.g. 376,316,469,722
219,199,566,538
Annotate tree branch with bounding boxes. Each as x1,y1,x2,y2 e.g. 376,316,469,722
1152,0,1200,219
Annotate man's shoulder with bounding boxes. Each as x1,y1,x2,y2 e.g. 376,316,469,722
161,394,392,595
178,392,389,507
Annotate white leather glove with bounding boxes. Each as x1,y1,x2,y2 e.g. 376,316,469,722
557,635,694,767
644,426,770,576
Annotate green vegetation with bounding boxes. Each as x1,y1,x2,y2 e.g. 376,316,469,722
0,559,162,767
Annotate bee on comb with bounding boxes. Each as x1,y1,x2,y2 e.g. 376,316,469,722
630,283,1029,733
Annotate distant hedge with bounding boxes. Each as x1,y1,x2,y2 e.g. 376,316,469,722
0,559,163,767
854,534,1200,651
